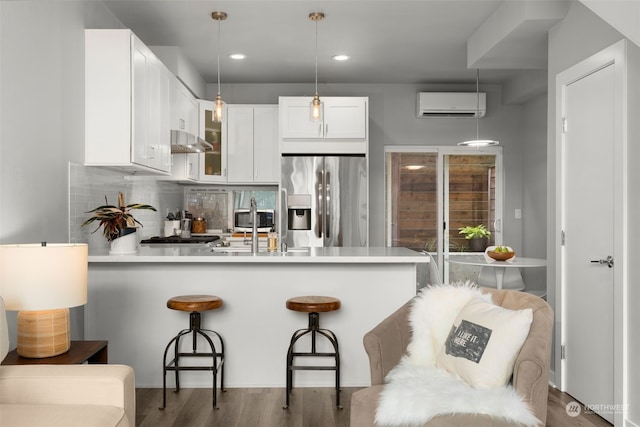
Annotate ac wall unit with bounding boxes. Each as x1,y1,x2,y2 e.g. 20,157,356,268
416,92,486,118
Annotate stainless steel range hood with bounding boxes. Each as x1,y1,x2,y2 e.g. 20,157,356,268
170,129,213,154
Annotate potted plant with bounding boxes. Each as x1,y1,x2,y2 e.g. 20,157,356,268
82,192,156,254
458,224,491,252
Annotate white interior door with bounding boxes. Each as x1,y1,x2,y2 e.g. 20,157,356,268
561,62,615,423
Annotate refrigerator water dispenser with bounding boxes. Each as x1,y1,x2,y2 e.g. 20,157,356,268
287,194,311,230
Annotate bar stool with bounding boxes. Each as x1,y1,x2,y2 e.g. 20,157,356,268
160,295,225,409
284,296,341,409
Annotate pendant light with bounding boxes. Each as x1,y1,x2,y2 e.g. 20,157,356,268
211,11,227,123
309,12,325,122
458,69,499,147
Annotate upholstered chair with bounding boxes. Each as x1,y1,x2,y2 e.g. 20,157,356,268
350,287,553,427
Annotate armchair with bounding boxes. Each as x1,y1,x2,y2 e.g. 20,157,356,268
0,297,135,427
350,287,553,427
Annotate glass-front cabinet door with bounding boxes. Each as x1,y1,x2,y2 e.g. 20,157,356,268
198,100,227,182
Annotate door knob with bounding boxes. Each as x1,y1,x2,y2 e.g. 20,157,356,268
590,255,614,268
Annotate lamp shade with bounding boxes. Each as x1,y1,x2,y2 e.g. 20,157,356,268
0,243,88,311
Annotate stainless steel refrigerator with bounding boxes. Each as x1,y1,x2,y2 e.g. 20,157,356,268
280,155,368,247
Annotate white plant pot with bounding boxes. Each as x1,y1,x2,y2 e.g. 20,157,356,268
109,229,139,255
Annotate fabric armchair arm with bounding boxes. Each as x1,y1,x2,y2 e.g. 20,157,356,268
512,305,554,426
362,300,413,385
489,288,554,426
0,364,135,426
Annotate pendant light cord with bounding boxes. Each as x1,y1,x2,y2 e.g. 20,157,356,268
458,68,498,146
217,18,221,97
314,18,318,95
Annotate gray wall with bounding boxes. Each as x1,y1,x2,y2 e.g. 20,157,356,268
0,1,124,244
521,93,548,294
0,0,125,344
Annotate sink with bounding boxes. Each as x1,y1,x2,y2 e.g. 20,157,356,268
211,246,255,253
210,246,309,254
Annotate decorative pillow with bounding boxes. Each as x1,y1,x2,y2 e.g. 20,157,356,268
406,282,492,367
436,296,533,389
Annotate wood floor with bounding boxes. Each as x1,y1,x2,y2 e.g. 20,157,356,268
136,386,612,427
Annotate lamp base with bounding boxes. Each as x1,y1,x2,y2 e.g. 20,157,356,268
17,309,71,358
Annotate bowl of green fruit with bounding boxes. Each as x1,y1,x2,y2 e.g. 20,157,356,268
487,245,515,261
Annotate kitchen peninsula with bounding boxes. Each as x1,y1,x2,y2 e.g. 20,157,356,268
86,246,427,388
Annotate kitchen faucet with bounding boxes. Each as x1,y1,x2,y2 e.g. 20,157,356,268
250,197,258,253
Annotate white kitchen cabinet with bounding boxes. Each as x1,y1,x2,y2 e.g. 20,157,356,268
169,153,200,182
279,96,368,154
198,100,227,183
170,76,199,136
85,29,171,174
227,105,279,184
280,97,367,139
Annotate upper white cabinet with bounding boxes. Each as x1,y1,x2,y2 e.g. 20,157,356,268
169,153,200,182
85,29,171,173
170,76,199,136
198,100,227,183
279,96,368,154
226,105,279,184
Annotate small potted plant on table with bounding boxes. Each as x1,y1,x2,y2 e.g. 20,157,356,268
458,224,492,252
82,192,156,255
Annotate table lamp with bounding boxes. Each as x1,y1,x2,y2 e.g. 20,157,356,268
0,243,88,358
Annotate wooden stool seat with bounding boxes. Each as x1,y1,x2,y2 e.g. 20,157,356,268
167,295,223,312
286,296,341,313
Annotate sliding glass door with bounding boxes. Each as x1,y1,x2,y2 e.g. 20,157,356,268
385,146,503,286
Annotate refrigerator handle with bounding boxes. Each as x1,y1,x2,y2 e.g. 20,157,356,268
280,188,288,241
325,170,330,238
316,170,323,238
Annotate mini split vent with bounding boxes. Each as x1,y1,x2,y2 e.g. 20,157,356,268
417,92,486,118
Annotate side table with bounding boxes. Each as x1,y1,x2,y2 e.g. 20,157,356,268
2,340,108,365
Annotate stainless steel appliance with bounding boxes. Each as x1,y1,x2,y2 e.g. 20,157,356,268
234,209,275,232
280,155,368,247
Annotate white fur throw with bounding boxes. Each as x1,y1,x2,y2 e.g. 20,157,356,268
375,283,540,427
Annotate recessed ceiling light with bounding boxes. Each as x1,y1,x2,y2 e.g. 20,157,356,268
331,54,350,61
228,53,246,60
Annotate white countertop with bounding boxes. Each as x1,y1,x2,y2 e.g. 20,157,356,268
88,245,428,264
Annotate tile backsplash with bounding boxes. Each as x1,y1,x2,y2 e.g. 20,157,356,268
184,187,277,232
69,163,278,251
69,164,182,251
184,188,232,231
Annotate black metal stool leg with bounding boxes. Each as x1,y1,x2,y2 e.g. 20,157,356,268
284,312,341,409
160,328,189,410
174,332,182,392
316,328,341,409
160,311,225,410
202,328,225,393
284,327,312,408
194,329,218,408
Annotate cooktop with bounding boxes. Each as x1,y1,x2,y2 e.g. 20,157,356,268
140,236,220,244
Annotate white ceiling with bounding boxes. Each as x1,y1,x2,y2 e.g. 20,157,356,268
101,0,566,86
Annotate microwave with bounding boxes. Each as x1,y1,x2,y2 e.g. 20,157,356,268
234,209,275,232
